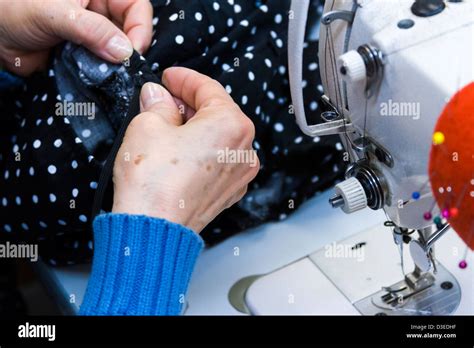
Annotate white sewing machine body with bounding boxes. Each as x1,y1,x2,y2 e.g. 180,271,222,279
242,0,473,315
244,223,472,315
318,0,473,229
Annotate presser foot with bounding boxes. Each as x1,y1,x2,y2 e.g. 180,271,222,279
241,224,465,315
356,263,460,315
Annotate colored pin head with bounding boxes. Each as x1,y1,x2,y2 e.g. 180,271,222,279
432,131,445,145
449,207,459,218
423,212,432,220
429,82,474,250
412,191,421,200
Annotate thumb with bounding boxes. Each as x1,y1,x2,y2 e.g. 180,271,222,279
48,3,133,63
140,83,184,126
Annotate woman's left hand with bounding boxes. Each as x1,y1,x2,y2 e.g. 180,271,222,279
0,0,153,76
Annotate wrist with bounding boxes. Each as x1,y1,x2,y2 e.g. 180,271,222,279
111,197,198,234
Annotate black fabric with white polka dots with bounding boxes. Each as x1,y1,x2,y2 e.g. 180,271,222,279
0,0,344,266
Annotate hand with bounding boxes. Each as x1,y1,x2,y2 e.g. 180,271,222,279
0,0,153,76
112,67,260,233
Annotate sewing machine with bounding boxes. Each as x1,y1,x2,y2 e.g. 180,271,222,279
239,0,474,315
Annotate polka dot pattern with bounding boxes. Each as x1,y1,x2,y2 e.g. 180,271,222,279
0,0,342,262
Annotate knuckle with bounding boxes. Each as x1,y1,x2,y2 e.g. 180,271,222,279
243,117,256,139
128,112,154,130
74,12,112,46
128,113,146,127
222,108,255,142
206,95,227,107
239,186,248,199
72,12,93,43
202,94,228,109
249,160,260,179
253,155,261,171
205,78,220,88
235,115,255,140
243,154,260,180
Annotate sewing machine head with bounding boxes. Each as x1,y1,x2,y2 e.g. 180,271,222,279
229,0,472,316
289,0,473,272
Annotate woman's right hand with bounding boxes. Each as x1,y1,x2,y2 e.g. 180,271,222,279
112,67,260,233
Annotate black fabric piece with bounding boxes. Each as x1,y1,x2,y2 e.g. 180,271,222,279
91,87,139,221
0,0,345,266
88,52,161,220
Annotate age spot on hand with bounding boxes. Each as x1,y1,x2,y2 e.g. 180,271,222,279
134,154,145,165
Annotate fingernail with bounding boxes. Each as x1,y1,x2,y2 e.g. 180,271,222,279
141,83,165,109
105,35,133,61
161,69,169,86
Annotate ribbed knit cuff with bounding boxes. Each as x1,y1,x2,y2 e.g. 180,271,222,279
79,214,203,316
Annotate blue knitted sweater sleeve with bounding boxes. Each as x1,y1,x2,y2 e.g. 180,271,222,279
79,214,203,315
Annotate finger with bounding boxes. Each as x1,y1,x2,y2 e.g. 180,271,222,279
84,0,125,29
162,67,235,111
115,0,154,54
1,50,50,77
140,82,184,126
45,3,133,63
173,97,196,122
91,0,153,54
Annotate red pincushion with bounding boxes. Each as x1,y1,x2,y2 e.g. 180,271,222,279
429,82,474,250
